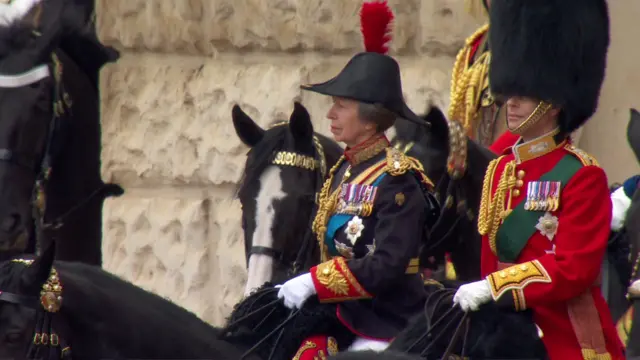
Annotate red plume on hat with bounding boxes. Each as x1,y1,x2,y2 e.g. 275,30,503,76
360,1,395,54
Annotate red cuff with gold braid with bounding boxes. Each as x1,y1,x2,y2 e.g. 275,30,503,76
310,257,372,302
292,335,339,360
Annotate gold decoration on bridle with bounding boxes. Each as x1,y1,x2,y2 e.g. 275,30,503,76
11,259,64,313
448,23,491,136
268,121,327,178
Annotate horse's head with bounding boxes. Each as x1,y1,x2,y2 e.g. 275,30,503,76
0,243,60,359
392,105,494,281
233,102,342,295
0,0,110,255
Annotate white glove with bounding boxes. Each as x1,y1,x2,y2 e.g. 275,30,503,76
276,273,316,309
453,279,493,312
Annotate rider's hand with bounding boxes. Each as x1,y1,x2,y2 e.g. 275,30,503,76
277,273,316,309
453,279,492,312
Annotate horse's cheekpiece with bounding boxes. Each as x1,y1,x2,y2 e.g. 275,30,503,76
335,183,379,217
524,181,561,212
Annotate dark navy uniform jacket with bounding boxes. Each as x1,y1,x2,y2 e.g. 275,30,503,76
309,134,435,339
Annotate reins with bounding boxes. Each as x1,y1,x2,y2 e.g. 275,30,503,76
220,286,302,360
404,288,471,359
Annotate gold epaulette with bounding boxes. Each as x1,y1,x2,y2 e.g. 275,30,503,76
384,148,435,188
563,144,599,167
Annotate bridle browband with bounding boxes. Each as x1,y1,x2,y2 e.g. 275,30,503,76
247,121,328,277
0,258,72,359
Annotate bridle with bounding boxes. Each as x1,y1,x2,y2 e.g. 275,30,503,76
390,120,474,268
0,258,73,359
402,288,471,359
246,122,328,277
0,50,109,254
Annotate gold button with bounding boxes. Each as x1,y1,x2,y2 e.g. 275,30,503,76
520,265,529,271
513,189,521,197
517,170,526,179
509,269,517,276
516,179,524,188
499,271,507,278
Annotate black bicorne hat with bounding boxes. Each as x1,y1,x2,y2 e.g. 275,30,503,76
301,1,426,126
489,0,610,134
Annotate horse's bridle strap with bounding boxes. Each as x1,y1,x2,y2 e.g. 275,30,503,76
0,64,49,88
0,290,39,308
250,246,283,260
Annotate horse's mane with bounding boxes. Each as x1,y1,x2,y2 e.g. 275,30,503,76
0,22,34,57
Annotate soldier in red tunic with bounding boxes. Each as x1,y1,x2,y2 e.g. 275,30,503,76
452,1,626,359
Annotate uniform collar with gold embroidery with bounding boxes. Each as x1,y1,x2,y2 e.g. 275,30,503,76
344,134,389,166
512,128,566,163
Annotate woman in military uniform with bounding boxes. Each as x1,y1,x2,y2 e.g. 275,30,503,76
452,1,625,359
274,2,437,358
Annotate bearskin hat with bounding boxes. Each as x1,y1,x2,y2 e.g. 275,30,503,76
489,0,610,133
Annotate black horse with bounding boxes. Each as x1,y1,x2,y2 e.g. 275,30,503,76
0,0,123,264
232,102,343,296
623,108,640,357
391,106,496,281
0,243,263,359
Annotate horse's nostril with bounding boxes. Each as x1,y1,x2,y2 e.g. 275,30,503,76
0,213,20,233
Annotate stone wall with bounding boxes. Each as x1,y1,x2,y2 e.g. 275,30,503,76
96,0,640,326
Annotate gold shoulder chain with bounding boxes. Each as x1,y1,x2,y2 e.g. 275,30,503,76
477,156,517,254
564,144,599,167
312,156,347,262
448,24,491,134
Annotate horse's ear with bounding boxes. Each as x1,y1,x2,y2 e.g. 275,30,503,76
628,108,640,164
232,104,265,147
20,242,56,292
423,105,449,137
289,102,313,143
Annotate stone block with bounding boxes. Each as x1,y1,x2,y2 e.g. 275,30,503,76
96,0,421,54
100,53,304,187
419,0,487,56
101,190,246,326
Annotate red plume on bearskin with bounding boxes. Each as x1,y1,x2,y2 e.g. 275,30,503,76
360,1,394,54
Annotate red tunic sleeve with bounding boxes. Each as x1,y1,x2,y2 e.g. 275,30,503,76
486,165,612,308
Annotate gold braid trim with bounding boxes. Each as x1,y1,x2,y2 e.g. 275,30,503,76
581,349,612,360
312,149,435,262
385,148,435,187
448,24,491,135
477,157,517,255
312,156,347,262
564,144,599,167
293,341,317,360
